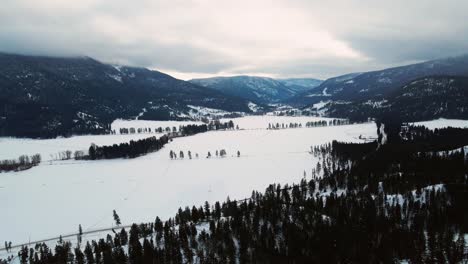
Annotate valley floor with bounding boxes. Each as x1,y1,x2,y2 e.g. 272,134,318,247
0,116,375,245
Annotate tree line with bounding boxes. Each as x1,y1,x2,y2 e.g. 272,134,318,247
267,119,349,130
0,153,41,173
115,120,236,135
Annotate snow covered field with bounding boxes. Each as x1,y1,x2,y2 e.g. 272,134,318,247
410,118,468,130
111,116,343,132
0,134,154,161
221,115,344,129
111,119,203,134
0,117,376,246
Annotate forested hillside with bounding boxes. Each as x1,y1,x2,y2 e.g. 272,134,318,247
0,53,250,138
289,55,468,106
326,75,468,122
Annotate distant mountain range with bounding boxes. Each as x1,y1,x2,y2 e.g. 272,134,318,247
190,76,322,104
0,53,250,137
1,51,468,138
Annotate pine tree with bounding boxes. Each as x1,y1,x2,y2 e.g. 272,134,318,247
78,224,83,245
113,210,121,226
84,242,95,264
129,224,143,264
120,228,128,246
72,247,84,264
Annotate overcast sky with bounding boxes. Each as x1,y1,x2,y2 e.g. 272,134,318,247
1,0,468,80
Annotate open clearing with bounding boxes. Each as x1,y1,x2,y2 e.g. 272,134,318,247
0,134,155,161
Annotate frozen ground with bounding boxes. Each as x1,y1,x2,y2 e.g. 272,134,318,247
0,117,376,246
410,118,468,130
0,134,154,161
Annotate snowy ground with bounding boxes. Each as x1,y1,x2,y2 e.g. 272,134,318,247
0,117,376,246
410,118,468,130
0,134,154,161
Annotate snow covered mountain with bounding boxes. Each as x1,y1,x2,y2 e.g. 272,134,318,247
325,75,468,122
290,54,468,106
190,76,322,104
0,53,251,138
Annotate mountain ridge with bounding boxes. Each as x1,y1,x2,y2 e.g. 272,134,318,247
323,75,468,122
289,54,468,106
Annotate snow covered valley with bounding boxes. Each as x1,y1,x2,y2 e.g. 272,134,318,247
0,117,376,245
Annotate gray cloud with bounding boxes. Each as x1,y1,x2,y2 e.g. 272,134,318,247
1,0,467,80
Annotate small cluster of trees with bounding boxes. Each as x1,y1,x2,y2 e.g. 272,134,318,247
0,153,41,172
171,149,240,159
46,150,87,161
87,135,169,160
180,121,237,136
268,122,303,129
169,150,196,159
3,241,12,252
55,150,73,160
206,149,228,158
267,119,349,130
307,119,349,127
118,126,177,135
207,120,236,130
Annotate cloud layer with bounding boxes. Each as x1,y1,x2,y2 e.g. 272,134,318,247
1,0,467,79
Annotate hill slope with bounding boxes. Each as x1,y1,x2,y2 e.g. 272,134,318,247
0,53,250,137
325,75,468,121
290,55,468,106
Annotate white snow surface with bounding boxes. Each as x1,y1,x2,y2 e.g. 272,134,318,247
187,105,241,117
312,101,330,110
410,118,468,130
248,102,261,112
0,134,153,160
0,117,377,245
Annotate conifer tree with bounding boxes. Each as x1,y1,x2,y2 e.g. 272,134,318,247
113,210,121,226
